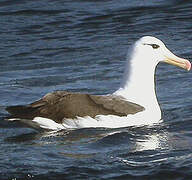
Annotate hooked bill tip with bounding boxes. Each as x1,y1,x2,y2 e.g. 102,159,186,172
186,60,191,71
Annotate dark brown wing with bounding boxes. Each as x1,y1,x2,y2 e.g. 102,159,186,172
6,91,144,123
89,94,144,115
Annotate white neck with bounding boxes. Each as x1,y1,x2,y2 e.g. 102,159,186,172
113,45,160,111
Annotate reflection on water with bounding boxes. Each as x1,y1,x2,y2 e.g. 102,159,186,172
134,133,168,152
5,123,192,152
2,122,192,179
113,124,192,169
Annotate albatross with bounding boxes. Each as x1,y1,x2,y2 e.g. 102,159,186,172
6,36,191,131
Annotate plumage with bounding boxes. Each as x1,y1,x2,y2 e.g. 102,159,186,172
5,36,191,131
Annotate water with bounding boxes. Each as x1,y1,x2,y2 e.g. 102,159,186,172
0,0,192,179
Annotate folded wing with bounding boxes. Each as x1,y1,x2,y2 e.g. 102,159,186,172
6,91,144,123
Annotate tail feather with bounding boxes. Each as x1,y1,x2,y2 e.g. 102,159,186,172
5,106,65,131
6,105,38,119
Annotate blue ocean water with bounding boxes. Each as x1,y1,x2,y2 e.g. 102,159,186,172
0,0,192,179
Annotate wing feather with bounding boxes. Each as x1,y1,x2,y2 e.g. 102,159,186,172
6,91,144,123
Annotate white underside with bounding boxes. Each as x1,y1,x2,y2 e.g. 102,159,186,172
64,108,161,127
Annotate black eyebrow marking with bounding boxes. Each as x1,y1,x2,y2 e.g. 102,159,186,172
143,44,160,49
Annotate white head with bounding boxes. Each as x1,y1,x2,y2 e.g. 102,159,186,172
131,36,191,71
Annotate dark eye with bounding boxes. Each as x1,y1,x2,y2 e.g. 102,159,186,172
151,44,160,49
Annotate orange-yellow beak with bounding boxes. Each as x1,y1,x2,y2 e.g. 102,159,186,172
163,48,191,71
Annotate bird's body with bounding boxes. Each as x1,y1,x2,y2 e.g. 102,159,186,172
5,36,191,131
